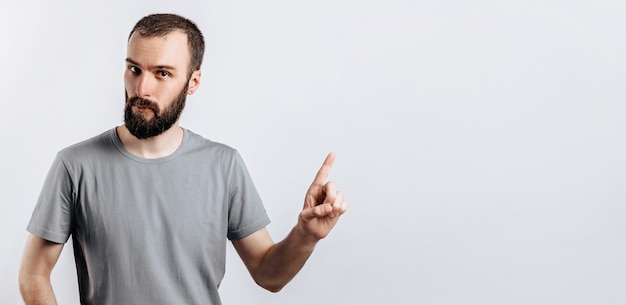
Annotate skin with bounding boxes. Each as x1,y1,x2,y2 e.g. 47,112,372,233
19,236,63,305
19,30,347,304
119,30,201,158
232,152,347,292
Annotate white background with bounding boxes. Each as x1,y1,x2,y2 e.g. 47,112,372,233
2,1,625,304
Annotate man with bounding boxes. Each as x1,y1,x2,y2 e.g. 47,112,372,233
19,13,347,305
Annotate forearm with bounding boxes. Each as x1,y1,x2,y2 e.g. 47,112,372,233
254,225,319,292
19,274,58,305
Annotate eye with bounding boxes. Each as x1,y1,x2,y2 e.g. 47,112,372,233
129,65,141,74
157,71,171,78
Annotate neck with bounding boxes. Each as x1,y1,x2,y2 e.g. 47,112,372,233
116,123,184,159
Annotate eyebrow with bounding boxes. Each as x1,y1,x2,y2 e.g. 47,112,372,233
125,57,177,71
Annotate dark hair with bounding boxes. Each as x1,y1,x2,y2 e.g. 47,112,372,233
129,13,205,74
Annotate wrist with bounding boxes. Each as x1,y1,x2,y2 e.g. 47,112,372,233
292,222,321,247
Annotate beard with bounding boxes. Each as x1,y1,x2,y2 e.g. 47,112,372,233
124,84,188,139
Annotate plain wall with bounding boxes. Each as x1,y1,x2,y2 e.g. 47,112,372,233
2,1,625,304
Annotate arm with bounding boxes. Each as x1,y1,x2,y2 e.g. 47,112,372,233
232,152,348,292
19,233,64,305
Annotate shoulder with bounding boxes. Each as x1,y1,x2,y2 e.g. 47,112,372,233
56,128,116,163
181,129,254,174
183,129,240,159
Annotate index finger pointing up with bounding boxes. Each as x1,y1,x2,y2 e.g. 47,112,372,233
312,152,336,185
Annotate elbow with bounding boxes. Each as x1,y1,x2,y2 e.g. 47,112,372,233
253,276,288,293
18,268,51,302
18,272,36,301
260,282,285,293
18,277,26,297
268,287,283,293
18,268,31,296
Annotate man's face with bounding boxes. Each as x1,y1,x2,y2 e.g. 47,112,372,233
123,30,200,139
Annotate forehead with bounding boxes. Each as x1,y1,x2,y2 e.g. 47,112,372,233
127,30,191,70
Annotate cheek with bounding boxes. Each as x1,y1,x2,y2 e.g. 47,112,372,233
165,83,188,99
123,77,134,95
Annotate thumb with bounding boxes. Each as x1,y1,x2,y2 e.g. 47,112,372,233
300,204,332,221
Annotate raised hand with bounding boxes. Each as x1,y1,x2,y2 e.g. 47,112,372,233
298,152,348,240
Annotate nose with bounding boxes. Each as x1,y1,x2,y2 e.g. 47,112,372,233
134,73,154,98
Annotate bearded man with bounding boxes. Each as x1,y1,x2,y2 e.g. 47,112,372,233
19,13,348,305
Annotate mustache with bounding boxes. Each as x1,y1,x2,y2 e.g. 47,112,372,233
129,96,160,113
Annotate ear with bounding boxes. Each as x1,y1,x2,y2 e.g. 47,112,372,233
186,70,202,95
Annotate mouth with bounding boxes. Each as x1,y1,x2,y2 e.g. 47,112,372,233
133,105,155,113
129,97,159,114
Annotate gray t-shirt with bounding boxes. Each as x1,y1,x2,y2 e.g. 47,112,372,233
27,128,271,305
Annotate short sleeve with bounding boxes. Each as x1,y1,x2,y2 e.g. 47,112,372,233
26,154,75,243
226,151,271,240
